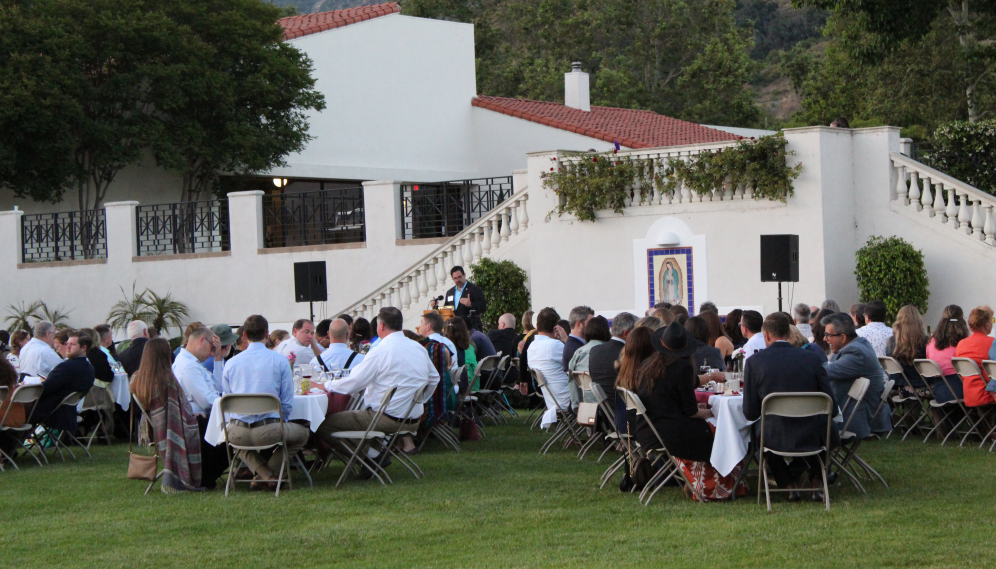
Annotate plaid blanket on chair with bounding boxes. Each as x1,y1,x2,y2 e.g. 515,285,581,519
147,383,203,493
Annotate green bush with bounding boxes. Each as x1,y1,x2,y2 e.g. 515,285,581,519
467,258,530,332
854,236,929,323
926,120,996,194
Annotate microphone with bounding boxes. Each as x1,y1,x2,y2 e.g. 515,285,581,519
434,295,444,301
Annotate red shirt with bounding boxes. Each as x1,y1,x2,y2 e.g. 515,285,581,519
954,332,996,407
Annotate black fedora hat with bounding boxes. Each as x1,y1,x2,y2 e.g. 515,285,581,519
651,321,697,358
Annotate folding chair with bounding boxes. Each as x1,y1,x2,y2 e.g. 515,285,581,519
80,386,113,449
498,357,521,420
616,387,701,506
950,358,995,446
830,377,870,494
572,372,603,460
381,386,427,479
914,359,963,443
131,397,164,495
532,369,583,454
472,355,507,424
756,392,834,511
452,365,486,438
327,386,398,488
979,360,996,451
31,391,91,462
879,356,931,440
220,394,300,497
590,383,633,489
837,380,892,489
0,384,45,470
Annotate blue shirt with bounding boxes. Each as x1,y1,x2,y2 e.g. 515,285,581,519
319,343,365,371
370,336,382,349
221,342,294,423
453,282,468,306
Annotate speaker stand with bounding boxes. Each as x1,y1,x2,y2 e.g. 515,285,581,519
309,301,315,322
777,282,783,313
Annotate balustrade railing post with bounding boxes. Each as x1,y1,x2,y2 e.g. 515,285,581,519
958,192,971,234
985,205,995,246
920,176,933,217
972,199,984,241
907,172,921,212
508,203,519,236
472,228,483,262
425,259,437,292
436,251,447,285
481,222,492,257
931,178,946,221
402,276,412,309
946,187,959,229
518,194,529,230
490,218,501,250
894,164,907,205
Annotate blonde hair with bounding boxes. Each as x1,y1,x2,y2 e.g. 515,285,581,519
892,305,926,364
634,316,663,331
968,305,994,332
788,325,807,348
652,308,674,326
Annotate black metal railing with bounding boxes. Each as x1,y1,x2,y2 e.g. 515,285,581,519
136,200,230,256
21,210,107,263
263,186,365,248
401,176,513,239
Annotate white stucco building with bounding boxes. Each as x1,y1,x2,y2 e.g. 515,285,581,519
1,2,991,334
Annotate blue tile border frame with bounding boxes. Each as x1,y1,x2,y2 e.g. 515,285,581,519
647,247,694,316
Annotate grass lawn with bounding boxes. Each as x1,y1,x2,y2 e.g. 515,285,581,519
1,418,995,569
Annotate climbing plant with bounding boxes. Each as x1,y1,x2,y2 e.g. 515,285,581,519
541,134,802,222
854,236,929,323
468,257,530,332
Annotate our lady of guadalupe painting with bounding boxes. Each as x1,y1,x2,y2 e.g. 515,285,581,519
647,247,694,313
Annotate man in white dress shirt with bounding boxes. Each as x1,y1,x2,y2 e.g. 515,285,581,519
740,310,766,360
526,307,571,428
275,319,323,367
318,319,364,372
18,321,63,378
172,326,225,415
316,307,439,460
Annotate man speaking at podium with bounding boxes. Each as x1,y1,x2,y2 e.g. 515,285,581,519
431,266,487,326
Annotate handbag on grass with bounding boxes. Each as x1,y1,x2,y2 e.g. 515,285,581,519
127,404,158,482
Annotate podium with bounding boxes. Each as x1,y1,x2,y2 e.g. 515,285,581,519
425,307,456,321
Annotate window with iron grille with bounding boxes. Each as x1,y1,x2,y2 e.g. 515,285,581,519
136,200,230,256
21,210,107,263
400,176,513,239
263,186,365,248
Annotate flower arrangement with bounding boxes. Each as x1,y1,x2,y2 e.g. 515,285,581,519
286,352,297,369
731,348,746,373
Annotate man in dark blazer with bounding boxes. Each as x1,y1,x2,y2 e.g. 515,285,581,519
433,266,486,324
562,306,594,372
33,331,96,435
488,314,519,385
117,321,150,377
743,312,840,500
588,312,637,433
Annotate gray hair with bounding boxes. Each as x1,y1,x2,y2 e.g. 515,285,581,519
188,326,215,343
127,320,148,339
793,303,811,322
568,305,594,328
498,313,516,329
33,321,55,338
821,312,856,340
821,299,841,313
610,312,638,337
329,318,349,342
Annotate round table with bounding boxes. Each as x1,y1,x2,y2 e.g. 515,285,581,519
204,392,329,446
706,394,755,477
109,371,130,411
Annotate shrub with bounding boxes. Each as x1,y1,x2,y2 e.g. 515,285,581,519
926,120,996,194
854,236,929,323
467,258,530,332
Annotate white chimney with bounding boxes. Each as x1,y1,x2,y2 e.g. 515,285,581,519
564,61,590,112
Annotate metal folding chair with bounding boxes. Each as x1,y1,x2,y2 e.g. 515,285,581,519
830,377,870,494
979,360,996,451
914,359,963,443
756,392,834,511
879,356,931,440
532,369,583,454
950,358,995,446
837,379,893,489
452,365,486,438
472,355,507,424
381,386,427,479
589,383,633,489
0,384,45,470
80,386,113,449
131,397,164,495
327,387,398,488
220,394,298,497
498,357,521,419
31,391,91,462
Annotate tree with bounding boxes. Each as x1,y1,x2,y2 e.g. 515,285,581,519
148,0,325,203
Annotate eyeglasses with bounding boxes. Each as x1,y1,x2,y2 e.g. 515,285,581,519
823,333,844,338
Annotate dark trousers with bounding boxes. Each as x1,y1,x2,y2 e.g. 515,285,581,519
196,415,230,489
764,452,824,487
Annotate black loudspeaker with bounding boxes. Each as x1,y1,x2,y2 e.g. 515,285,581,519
760,235,799,282
294,261,327,302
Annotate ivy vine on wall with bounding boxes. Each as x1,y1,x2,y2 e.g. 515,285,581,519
540,134,802,222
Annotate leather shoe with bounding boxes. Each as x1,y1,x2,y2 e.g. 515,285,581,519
787,490,802,502
811,490,825,502
826,471,839,486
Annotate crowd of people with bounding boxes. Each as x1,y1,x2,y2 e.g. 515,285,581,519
3,270,993,501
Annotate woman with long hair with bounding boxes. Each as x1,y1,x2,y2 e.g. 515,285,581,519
0,358,25,462
811,308,836,356
129,338,204,493
955,306,996,408
885,305,929,394
630,322,742,501
685,316,725,372
5,330,30,372
444,317,477,391
614,326,656,435
926,305,969,403
700,310,734,359
652,308,675,327
349,318,373,354
724,309,745,349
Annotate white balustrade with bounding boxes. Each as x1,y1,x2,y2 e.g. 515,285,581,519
402,277,412,309
425,261,436,293
986,206,995,246
472,229,483,262
509,203,520,236
920,176,933,217
436,251,447,286
908,171,921,212
481,223,492,256
519,194,529,229
946,187,959,228
931,178,946,220
972,199,984,240
895,165,907,205
499,208,511,242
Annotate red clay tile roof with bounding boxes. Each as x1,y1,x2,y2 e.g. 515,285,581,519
472,96,740,149
279,2,401,40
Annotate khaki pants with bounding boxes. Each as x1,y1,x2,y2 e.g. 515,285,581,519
316,410,408,455
227,421,309,477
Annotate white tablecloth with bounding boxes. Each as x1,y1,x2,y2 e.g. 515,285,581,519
707,394,755,477
110,371,130,411
204,392,329,446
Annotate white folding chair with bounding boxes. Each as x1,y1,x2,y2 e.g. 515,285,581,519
32,391,91,462
0,384,46,469
756,392,834,511
328,386,398,488
913,359,963,443
532,369,582,454
950,358,995,446
572,372,604,460
879,356,931,440
830,377,870,494
837,379,893,489
220,394,296,497
130,397,164,495
591,383,635,489
472,355,507,424
80,386,113,449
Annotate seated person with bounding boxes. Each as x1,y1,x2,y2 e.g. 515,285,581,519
526,308,570,428
117,321,151,377
488,313,519,385
568,316,612,407
744,313,839,501
18,321,63,378
789,325,828,364
275,319,323,367
885,306,929,394
925,305,968,403
130,338,207,492
685,316,725,372
444,317,477,391
33,330,95,435
318,319,365,372
317,308,439,470
222,315,310,487
955,305,996,408
635,322,741,501
821,313,892,439
0,359,26,462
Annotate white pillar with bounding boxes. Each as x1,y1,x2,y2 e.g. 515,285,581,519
500,209,511,242
103,201,138,265
508,203,520,236
946,187,959,228
490,217,501,249
0,209,24,270
227,190,264,256
425,260,437,292
985,205,995,246
436,251,447,285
